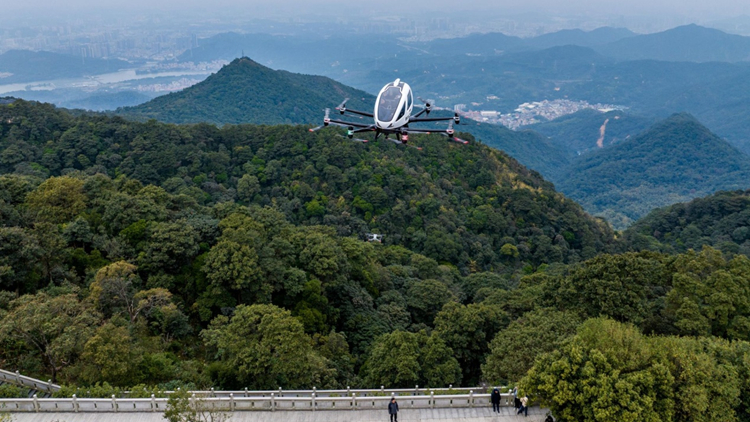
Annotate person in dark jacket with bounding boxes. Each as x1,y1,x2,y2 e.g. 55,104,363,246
388,397,399,422
490,388,501,413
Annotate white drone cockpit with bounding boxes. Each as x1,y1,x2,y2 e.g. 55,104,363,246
374,79,413,129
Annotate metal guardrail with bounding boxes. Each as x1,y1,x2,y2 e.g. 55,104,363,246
0,391,519,413
122,385,483,398
0,369,60,394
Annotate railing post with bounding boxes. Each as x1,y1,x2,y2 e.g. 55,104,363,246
15,371,21,385
347,386,350,397
32,394,39,412
415,385,419,396
278,387,282,397
210,387,215,397
73,394,79,412
228,393,233,411
470,390,474,408
351,393,356,411
271,393,275,412
312,392,316,411
431,390,435,409
47,379,53,392
244,387,248,398
112,394,118,412
151,394,156,412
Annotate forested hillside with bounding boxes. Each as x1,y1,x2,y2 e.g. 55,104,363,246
558,113,750,228
3,99,750,421
118,57,374,125
528,109,654,157
621,189,750,255
0,98,614,390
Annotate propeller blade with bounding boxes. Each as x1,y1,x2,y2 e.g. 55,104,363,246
451,136,469,145
324,108,330,118
335,98,349,111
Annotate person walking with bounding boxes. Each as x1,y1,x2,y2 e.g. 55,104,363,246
490,388,501,413
388,397,399,422
516,395,529,417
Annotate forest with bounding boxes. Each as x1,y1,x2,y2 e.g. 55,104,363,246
2,99,750,421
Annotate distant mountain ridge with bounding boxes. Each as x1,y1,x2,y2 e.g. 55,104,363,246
557,113,750,228
528,109,655,157
596,24,750,62
119,57,374,125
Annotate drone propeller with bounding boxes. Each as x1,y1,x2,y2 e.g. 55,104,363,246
442,121,469,144
417,97,433,114
309,108,331,132
335,98,350,114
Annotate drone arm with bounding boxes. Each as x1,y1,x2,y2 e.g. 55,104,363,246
351,126,376,133
409,116,456,123
341,108,374,118
327,119,372,128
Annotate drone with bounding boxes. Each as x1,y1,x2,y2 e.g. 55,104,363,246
310,78,467,148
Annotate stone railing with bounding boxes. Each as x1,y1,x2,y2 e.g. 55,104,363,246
0,389,518,413
0,369,60,394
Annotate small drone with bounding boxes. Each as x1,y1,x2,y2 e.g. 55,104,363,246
310,78,467,148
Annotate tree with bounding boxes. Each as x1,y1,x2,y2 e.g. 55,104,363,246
164,389,228,422
434,302,507,385
78,323,143,386
25,176,87,223
557,252,670,328
406,279,458,326
361,330,461,388
201,304,330,389
203,240,268,302
90,261,174,324
0,227,40,294
0,292,101,382
237,174,260,202
522,318,672,422
483,308,581,383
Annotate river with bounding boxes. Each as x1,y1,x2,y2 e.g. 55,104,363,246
0,69,213,95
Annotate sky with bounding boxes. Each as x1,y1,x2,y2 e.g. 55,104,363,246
5,0,749,20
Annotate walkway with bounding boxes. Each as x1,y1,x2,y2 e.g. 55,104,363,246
10,406,549,421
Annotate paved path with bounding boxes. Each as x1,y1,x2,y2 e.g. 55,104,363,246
9,406,548,422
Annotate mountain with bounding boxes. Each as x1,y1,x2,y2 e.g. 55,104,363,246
0,50,129,84
178,32,409,76
118,58,567,179
119,57,374,125
621,189,750,255
459,120,570,181
557,113,750,228
525,27,636,49
62,91,153,111
420,32,526,56
597,24,750,62
528,109,655,156
1,98,614,273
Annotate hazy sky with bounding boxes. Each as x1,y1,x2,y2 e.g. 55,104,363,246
5,0,749,19
3,0,749,35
